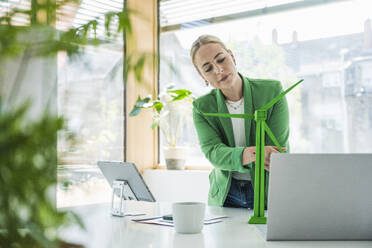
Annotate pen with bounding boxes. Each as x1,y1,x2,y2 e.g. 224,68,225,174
132,216,162,222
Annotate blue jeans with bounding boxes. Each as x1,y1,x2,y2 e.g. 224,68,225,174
223,178,254,209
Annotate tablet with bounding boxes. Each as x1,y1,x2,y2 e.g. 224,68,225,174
98,161,156,202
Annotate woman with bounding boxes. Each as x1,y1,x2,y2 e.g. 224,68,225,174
191,35,289,208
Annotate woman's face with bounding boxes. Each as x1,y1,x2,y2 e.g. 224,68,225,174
194,43,239,90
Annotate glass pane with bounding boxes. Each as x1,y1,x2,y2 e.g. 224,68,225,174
159,0,302,27
159,0,372,166
57,44,124,207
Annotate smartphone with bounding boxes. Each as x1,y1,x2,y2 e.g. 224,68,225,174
162,214,173,221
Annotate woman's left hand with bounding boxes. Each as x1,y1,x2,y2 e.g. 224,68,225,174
264,146,286,171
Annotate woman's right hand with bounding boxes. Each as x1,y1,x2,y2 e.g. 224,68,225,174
242,146,286,171
242,146,256,166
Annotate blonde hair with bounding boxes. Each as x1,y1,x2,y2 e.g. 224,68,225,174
190,35,228,67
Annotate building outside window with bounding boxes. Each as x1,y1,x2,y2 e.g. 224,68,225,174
159,0,372,167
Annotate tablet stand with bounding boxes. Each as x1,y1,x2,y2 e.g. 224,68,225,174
111,179,145,217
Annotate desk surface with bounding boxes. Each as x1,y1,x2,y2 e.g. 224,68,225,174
61,202,372,248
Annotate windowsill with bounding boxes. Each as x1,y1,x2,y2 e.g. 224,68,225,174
155,164,213,171
142,168,210,202
57,165,111,208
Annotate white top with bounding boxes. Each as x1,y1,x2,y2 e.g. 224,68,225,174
225,97,251,181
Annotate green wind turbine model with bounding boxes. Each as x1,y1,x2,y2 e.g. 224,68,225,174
203,79,303,224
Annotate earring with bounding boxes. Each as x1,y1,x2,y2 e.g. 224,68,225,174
205,81,209,86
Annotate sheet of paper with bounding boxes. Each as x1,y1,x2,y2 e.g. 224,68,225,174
131,215,228,227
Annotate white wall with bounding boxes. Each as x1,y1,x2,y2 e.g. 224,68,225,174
142,170,210,203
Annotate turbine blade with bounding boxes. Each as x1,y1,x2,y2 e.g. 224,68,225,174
261,79,303,111
263,122,284,153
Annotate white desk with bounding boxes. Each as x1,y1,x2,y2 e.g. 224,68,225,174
61,202,372,248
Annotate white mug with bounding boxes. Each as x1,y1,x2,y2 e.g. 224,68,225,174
172,202,206,234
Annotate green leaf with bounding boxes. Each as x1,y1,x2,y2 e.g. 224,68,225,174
134,95,151,108
153,101,163,113
168,89,192,102
134,55,146,83
129,107,142,117
104,12,115,37
129,95,153,117
151,118,160,129
118,10,132,35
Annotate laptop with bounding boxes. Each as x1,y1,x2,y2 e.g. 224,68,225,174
266,153,372,241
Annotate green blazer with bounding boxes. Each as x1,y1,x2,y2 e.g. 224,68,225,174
192,73,290,206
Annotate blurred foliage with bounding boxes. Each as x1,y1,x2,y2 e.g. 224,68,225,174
0,0,152,247
0,98,84,247
0,0,132,58
0,0,151,87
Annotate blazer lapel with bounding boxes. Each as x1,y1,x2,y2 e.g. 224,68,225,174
216,89,235,146
215,73,253,147
241,73,253,147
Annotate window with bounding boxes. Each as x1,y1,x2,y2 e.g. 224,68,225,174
0,0,126,207
57,45,124,207
56,0,125,207
159,0,372,167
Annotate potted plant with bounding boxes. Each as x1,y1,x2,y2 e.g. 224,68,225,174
129,85,194,170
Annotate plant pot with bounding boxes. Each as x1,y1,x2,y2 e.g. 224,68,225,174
163,146,188,170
